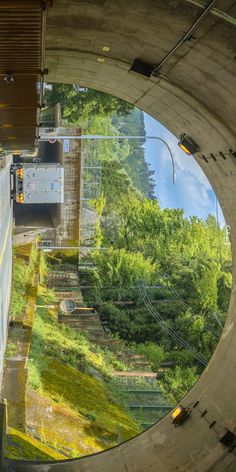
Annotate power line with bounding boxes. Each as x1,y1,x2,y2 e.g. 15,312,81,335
160,280,222,339
138,283,208,367
140,290,207,366
140,289,208,366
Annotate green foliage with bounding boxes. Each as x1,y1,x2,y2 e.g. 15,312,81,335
10,256,31,318
91,248,156,288
10,243,39,319
29,287,117,381
40,358,140,441
136,343,165,370
112,107,155,198
83,190,231,387
5,340,17,357
39,250,48,285
28,285,140,455
28,360,43,391
192,259,220,311
45,84,133,125
45,85,155,198
159,365,199,404
45,84,231,413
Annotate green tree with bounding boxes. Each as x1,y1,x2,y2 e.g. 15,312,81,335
45,84,133,124
160,365,199,404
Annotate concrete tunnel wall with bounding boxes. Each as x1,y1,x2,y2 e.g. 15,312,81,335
4,0,236,471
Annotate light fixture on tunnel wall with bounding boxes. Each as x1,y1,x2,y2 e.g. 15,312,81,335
178,134,199,156
130,58,154,78
170,405,190,426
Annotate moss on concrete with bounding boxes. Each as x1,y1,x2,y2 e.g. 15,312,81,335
25,276,140,458
27,283,140,457
14,243,36,263
5,427,65,460
41,358,140,443
27,388,105,457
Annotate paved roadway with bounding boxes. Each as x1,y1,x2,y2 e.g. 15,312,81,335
0,156,12,389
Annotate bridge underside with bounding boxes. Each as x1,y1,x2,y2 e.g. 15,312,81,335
5,0,236,471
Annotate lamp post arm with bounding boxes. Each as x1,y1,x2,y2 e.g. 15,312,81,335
39,134,176,185
152,137,176,185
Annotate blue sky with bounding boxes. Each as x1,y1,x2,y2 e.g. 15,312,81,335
143,113,225,225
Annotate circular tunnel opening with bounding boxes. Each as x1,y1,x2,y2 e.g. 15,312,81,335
4,84,231,463
3,1,236,470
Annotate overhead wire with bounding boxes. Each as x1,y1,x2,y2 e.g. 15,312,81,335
139,289,208,366
138,283,208,366
159,279,222,339
141,293,208,366
80,261,222,341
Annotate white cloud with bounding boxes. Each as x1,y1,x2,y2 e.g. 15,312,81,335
156,126,212,191
143,113,225,222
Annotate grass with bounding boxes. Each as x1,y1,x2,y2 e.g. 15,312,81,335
6,246,140,459
14,243,37,263
27,284,141,458
10,243,38,319
28,286,126,381
39,250,48,285
10,256,31,319
40,358,140,443
7,247,169,460
5,340,17,358
26,389,103,457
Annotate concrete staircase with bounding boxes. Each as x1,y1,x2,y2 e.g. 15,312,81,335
48,268,173,430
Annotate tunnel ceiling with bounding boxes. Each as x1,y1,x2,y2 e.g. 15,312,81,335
6,1,236,471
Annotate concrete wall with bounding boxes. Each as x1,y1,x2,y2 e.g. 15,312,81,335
4,1,236,471
0,157,12,392
55,129,81,245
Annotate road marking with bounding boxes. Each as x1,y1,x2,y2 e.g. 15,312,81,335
0,204,12,267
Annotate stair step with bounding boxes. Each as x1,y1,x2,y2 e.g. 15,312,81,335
112,371,157,378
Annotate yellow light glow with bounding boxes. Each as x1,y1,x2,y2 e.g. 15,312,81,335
17,193,24,203
171,406,183,420
0,104,9,108
3,123,13,128
102,46,110,52
178,143,191,155
7,136,16,140
17,167,23,179
97,57,105,63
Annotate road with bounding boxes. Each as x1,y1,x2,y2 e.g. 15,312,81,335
0,156,12,387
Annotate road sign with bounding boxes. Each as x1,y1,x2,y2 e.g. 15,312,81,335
48,137,57,144
48,132,57,144
63,139,70,153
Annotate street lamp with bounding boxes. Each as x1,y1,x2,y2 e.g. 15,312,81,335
39,134,176,185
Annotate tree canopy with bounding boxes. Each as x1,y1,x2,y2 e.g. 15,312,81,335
46,84,232,403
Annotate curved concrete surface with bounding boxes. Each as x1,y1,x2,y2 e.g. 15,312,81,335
4,1,236,471
0,157,12,386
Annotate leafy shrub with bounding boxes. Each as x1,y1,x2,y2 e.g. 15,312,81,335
136,343,165,370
